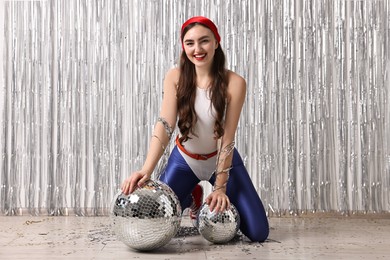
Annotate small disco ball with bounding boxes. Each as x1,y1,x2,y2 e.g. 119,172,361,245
110,180,182,251
197,203,240,244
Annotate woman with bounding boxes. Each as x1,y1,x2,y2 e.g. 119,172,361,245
121,16,269,242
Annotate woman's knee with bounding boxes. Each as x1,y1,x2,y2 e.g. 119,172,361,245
244,223,269,242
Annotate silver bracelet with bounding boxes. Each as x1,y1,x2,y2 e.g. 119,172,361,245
157,117,173,139
212,183,227,192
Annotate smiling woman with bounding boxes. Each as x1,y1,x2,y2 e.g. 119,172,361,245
121,16,269,243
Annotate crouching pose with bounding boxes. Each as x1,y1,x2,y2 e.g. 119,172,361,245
121,16,269,242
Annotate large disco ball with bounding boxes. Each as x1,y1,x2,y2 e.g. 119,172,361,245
198,203,240,244
110,180,182,251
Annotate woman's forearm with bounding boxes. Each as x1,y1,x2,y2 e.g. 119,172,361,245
213,138,235,192
141,120,172,176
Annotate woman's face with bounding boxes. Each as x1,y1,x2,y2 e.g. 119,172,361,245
182,24,218,68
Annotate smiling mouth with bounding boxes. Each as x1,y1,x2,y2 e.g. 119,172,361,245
194,53,207,60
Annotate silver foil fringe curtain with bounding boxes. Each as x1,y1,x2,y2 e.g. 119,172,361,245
0,0,389,216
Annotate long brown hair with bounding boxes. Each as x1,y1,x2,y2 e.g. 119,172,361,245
177,23,228,143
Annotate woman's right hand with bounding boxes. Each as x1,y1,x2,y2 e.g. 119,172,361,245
121,170,151,195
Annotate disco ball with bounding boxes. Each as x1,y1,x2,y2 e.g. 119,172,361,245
110,180,182,251
197,203,240,243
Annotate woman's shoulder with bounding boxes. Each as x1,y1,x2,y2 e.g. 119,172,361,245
226,70,246,89
162,67,180,93
165,67,180,82
225,71,246,103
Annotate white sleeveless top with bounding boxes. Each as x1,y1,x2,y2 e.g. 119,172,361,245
177,87,218,180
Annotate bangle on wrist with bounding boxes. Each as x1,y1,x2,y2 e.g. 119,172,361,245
212,183,227,192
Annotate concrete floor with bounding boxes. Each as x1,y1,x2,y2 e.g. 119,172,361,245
1,214,389,259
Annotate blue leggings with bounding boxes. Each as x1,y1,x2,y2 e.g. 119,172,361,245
159,146,269,242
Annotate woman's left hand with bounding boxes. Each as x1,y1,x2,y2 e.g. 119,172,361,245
205,189,231,213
